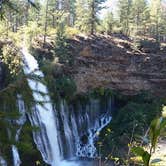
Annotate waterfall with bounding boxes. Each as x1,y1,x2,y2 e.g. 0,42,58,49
59,101,75,158
22,48,61,166
57,99,112,158
0,156,7,166
12,146,21,166
22,48,113,166
12,95,27,166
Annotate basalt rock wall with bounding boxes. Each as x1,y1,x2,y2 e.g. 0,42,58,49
69,35,166,96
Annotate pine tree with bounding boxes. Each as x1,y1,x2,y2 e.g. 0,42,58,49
75,0,106,34
150,0,162,42
88,0,106,35
101,11,114,34
160,3,166,41
130,0,150,36
118,0,132,36
75,0,90,33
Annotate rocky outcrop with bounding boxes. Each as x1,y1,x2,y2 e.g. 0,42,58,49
68,35,166,96
33,34,166,96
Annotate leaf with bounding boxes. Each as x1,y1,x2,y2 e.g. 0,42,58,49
131,146,145,156
142,151,151,166
131,146,151,166
149,118,161,150
149,118,166,151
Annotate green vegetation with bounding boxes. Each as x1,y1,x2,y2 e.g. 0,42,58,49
0,0,166,44
0,0,166,166
18,122,48,166
0,38,42,164
98,92,165,165
131,114,166,166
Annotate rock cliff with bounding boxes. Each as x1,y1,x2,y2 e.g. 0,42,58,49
33,34,166,96
68,35,166,96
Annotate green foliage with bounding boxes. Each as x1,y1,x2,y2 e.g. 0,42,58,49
0,0,38,19
149,117,166,151
40,59,77,101
75,0,106,34
131,146,151,166
118,0,132,35
130,0,150,36
89,87,113,99
54,23,74,65
98,92,163,160
18,122,48,166
98,12,115,34
150,0,162,41
0,43,37,164
131,117,166,166
18,21,43,48
55,76,77,100
1,43,22,76
65,27,80,38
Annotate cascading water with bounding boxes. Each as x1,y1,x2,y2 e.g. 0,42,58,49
22,48,79,166
57,99,112,159
0,156,7,166
12,146,21,166
21,48,113,166
22,48,61,166
12,95,27,166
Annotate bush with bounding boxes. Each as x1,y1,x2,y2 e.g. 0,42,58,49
17,21,43,48
55,76,77,100
98,92,163,160
1,43,22,76
66,27,80,38
54,23,74,65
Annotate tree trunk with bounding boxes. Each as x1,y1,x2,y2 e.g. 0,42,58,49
90,0,95,35
44,0,49,47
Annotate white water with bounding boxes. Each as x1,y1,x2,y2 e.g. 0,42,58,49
0,156,7,166
59,101,74,158
12,145,21,166
58,99,112,158
22,48,79,166
21,48,113,166
12,95,27,166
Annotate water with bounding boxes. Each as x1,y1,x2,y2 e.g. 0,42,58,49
22,48,113,166
12,145,21,166
58,99,112,159
22,48,79,166
12,95,27,166
0,156,7,166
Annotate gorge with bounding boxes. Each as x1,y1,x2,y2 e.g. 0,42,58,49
7,48,113,166
0,34,165,166
1,0,166,165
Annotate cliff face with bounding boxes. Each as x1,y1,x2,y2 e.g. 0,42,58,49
67,35,166,96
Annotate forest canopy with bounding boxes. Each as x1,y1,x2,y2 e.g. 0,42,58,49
0,0,165,43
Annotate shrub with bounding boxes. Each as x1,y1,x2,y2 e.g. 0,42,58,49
98,92,163,160
54,23,74,65
65,27,80,38
55,76,77,100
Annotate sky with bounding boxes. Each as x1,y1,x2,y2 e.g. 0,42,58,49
39,0,166,18
100,0,166,18
100,0,118,18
